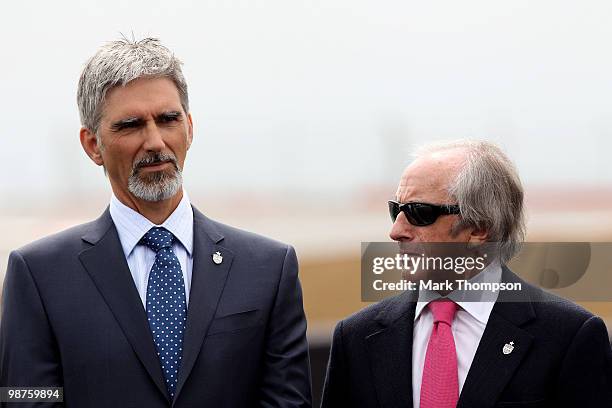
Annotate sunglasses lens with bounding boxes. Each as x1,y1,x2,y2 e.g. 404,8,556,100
406,204,437,226
388,201,401,222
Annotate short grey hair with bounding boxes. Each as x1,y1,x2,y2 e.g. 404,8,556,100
77,37,189,136
415,140,526,263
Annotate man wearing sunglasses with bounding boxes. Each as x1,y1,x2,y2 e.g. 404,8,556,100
321,140,611,407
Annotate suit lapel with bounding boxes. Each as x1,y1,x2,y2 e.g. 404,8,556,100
366,291,417,408
78,209,169,401
457,267,536,407
173,208,233,403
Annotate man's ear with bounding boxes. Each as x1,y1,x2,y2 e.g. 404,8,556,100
468,227,489,244
186,113,193,150
80,127,104,166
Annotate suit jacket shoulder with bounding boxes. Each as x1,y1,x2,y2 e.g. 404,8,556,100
10,211,112,280
500,268,600,347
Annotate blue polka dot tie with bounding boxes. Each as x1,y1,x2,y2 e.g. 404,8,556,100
140,227,187,400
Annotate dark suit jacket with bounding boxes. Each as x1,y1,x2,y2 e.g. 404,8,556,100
321,267,612,408
0,207,312,407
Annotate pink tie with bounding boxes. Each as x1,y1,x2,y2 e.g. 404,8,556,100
420,299,459,408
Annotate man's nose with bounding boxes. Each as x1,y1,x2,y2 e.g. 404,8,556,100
142,121,166,151
389,213,414,242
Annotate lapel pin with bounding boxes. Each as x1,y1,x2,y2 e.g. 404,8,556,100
502,341,515,355
212,251,223,265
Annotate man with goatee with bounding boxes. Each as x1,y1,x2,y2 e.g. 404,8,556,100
0,38,311,408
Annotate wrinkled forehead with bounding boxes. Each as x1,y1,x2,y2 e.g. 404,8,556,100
396,150,465,203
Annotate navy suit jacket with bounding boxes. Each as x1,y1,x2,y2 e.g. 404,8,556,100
321,267,612,408
0,207,312,407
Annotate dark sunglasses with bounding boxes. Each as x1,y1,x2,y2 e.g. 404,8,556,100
388,200,460,226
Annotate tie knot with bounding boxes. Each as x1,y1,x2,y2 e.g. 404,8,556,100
429,299,458,326
140,227,174,252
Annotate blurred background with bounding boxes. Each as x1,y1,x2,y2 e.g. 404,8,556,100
1,0,611,404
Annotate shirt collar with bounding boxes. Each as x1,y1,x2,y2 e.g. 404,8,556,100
414,258,502,325
109,190,194,258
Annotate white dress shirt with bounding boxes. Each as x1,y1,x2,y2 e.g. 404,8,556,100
109,191,194,308
412,260,502,407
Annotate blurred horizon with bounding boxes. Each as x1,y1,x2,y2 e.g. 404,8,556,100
1,0,611,338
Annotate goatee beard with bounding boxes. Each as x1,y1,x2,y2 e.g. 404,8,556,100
127,152,183,202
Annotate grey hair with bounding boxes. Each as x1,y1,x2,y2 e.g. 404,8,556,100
77,37,189,138
415,140,526,263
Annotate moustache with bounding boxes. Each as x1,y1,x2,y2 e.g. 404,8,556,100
132,153,179,174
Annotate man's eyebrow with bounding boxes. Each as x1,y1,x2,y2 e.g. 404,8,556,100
110,117,143,130
156,110,183,119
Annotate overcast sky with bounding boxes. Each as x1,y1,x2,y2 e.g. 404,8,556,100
1,0,611,210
